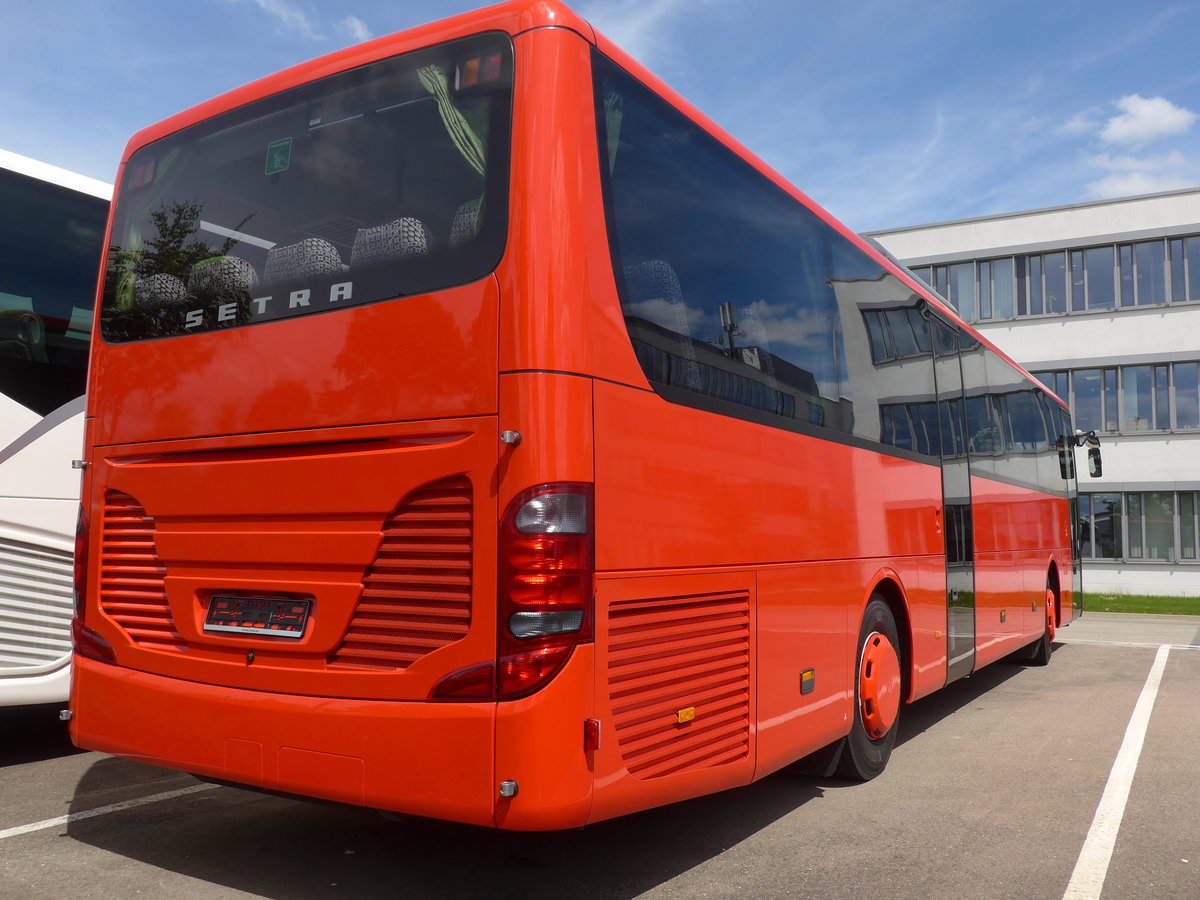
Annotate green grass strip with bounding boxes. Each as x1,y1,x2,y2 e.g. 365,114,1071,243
1085,594,1200,616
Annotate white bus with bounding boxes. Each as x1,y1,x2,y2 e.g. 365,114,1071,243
0,149,109,706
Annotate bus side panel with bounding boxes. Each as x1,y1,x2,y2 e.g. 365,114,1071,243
1051,494,1076,627
755,558,947,777
592,382,943,572
70,656,497,826
909,555,951,702
754,563,851,778
588,570,757,826
972,477,1064,668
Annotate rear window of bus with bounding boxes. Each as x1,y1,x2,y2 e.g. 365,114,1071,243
100,33,512,343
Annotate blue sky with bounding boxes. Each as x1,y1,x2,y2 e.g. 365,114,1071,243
3,0,1198,232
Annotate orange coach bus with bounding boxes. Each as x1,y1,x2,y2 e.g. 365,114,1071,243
69,0,1098,830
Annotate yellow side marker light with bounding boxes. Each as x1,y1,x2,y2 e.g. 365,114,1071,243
676,707,696,724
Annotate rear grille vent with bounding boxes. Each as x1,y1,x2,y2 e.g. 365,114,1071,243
607,591,751,779
328,476,472,670
99,491,186,652
0,537,73,670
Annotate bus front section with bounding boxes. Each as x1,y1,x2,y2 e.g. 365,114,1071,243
70,12,598,830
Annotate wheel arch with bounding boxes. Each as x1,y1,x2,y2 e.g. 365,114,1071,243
1046,558,1062,628
865,572,913,705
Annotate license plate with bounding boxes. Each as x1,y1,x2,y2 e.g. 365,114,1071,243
205,595,311,638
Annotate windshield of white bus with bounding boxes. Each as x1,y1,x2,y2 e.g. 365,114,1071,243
101,32,512,343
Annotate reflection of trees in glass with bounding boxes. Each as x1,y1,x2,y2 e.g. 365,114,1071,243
103,200,252,339
139,200,218,277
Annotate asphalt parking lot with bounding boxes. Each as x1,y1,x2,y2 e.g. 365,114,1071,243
2,612,1198,900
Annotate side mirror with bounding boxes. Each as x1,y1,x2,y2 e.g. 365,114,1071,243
1088,446,1103,478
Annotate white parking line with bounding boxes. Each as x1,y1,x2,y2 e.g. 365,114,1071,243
0,783,219,841
1064,639,1199,651
1062,643,1171,900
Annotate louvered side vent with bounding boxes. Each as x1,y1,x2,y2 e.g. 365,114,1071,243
99,491,186,652
328,476,472,671
0,537,74,670
608,591,751,779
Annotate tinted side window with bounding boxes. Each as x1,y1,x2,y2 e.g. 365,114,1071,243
594,52,893,437
0,168,107,415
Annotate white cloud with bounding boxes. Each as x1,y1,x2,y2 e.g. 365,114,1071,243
1087,170,1195,198
240,0,320,39
578,0,694,66
625,297,707,333
1060,110,1100,136
1099,94,1197,146
1086,149,1194,198
337,15,373,43
1089,150,1188,172
739,300,825,350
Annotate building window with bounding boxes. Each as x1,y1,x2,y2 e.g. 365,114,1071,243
1122,364,1170,431
1135,240,1166,306
1030,363,1200,435
1031,370,1068,403
1169,239,1186,302
896,231,1200,320
1083,246,1116,310
1185,237,1200,300
1115,240,1168,307
1182,492,1198,560
1127,491,1177,561
1083,491,1200,563
947,262,975,321
1175,362,1200,429
1080,492,1123,559
1071,368,1119,433
969,257,1017,319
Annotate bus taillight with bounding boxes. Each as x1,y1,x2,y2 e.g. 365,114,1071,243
497,484,594,699
72,504,88,613
70,503,116,664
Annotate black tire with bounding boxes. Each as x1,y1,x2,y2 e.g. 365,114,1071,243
837,596,902,781
1023,588,1054,667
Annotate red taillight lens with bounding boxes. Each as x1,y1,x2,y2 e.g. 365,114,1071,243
72,504,89,613
497,484,594,699
72,618,116,664
496,645,573,697
432,661,496,700
71,501,116,664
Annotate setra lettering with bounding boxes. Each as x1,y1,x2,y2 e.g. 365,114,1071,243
176,281,354,331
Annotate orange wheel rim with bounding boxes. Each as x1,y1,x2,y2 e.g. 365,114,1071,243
859,631,901,739
1045,589,1056,642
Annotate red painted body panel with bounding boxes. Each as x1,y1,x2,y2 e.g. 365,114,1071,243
90,278,501,447
588,570,757,824
71,655,497,825
591,382,943,571
80,418,499,702
971,476,1070,666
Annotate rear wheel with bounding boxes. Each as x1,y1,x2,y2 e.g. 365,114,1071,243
837,596,902,781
